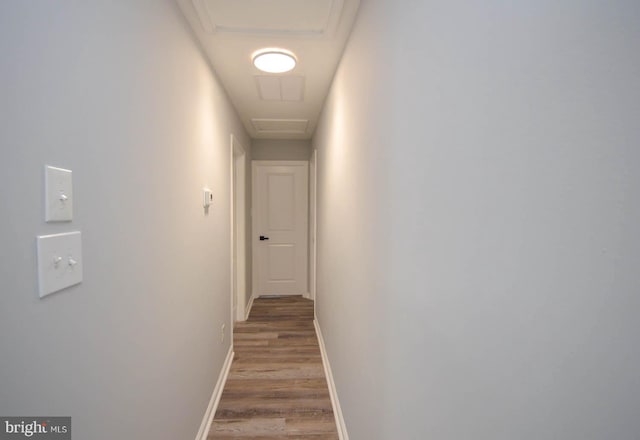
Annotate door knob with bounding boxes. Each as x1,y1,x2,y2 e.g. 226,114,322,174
259,235,269,241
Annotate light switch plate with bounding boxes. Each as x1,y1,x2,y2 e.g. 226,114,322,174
203,188,212,208
45,165,73,222
37,231,83,298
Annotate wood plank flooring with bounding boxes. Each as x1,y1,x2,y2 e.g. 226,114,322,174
208,296,338,440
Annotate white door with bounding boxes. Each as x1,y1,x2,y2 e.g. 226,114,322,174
253,161,308,296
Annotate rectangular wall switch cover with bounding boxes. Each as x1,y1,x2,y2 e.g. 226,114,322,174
37,231,83,298
203,187,212,207
45,165,73,222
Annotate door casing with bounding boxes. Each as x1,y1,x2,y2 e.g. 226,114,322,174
309,150,317,303
230,135,247,322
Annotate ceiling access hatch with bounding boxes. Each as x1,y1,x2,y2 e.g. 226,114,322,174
255,76,305,101
251,119,309,134
191,0,344,37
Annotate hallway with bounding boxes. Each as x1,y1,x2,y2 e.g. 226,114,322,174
2,2,640,439
209,296,337,439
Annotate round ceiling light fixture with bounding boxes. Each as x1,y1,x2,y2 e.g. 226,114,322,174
252,48,297,73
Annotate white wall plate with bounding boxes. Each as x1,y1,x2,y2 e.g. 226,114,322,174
37,231,83,298
45,165,73,222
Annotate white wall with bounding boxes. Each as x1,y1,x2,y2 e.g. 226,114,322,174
252,139,312,161
0,2,249,439
312,2,393,437
314,1,640,439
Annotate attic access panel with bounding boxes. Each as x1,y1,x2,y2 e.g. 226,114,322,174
251,119,309,134
255,76,305,101
192,0,344,37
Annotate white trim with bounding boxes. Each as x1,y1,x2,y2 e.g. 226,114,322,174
230,138,234,327
195,346,234,440
314,319,349,440
231,134,247,323
244,294,255,321
309,149,317,302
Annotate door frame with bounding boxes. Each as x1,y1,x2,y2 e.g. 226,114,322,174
252,160,309,298
230,134,247,323
309,149,317,302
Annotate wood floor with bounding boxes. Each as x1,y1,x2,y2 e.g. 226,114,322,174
208,296,338,439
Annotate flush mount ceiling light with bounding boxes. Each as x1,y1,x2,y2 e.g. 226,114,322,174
252,49,297,73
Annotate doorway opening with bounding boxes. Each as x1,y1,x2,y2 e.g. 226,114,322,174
230,134,247,322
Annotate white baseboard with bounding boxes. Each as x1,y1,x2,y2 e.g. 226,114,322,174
244,294,255,321
195,346,234,440
314,319,349,440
